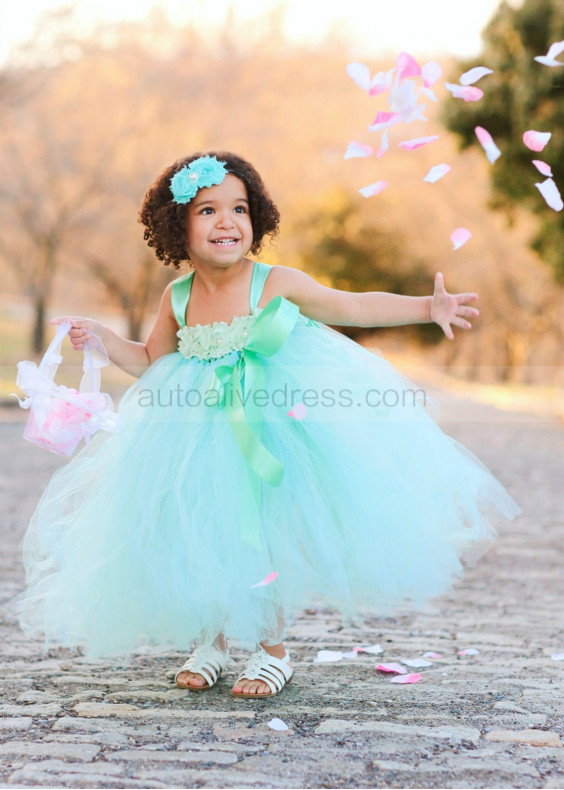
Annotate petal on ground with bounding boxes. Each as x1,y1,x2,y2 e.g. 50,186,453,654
344,141,374,159
376,662,407,674
359,181,388,198
268,718,289,731
458,648,480,656
523,130,551,152
402,658,433,668
315,650,344,662
391,673,422,684
353,644,383,655
475,126,502,164
460,66,493,85
424,164,451,183
451,228,472,250
535,178,564,211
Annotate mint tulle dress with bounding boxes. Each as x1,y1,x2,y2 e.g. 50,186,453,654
11,261,521,659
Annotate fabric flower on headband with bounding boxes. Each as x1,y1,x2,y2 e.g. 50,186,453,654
170,155,229,204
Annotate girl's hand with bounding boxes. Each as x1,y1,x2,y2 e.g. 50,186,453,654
429,272,479,340
49,316,106,351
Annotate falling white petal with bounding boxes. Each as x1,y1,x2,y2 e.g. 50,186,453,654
346,62,371,92
532,160,553,177
421,61,442,87
534,40,564,67
420,86,438,102
359,181,388,198
377,130,389,159
523,130,551,152
399,135,439,150
535,178,564,211
460,66,494,85
475,126,502,164
424,164,451,183
344,141,374,159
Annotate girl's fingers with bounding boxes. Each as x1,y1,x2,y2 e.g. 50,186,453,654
455,292,479,303
452,316,472,330
457,305,479,318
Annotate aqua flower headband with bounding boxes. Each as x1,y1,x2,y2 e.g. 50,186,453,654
169,155,229,204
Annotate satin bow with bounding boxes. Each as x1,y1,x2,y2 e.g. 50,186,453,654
206,296,299,549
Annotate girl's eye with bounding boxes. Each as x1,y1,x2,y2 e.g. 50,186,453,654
200,207,214,215
234,206,246,213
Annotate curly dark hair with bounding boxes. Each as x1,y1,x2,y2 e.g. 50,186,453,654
138,151,280,269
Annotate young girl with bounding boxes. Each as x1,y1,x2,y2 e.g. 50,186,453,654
11,151,521,699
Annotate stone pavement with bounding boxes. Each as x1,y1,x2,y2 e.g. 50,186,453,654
0,386,563,789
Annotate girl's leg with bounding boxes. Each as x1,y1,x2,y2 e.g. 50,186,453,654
176,632,228,688
232,613,291,696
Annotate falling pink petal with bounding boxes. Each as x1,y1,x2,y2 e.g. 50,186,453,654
451,228,472,250
396,51,421,82
532,160,553,177
475,126,502,164
403,658,433,668
399,135,439,151
421,61,442,87
445,83,484,102
377,130,389,159
376,662,407,674
534,40,564,67
424,164,451,183
391,673,422,684
250,571,278,589
288,402,307,420
460,66,493,85
371,111,396,126
359,181,388,198
423,652,443,659
346,62,371,92
535,178,564,211
458,648,480,656
344,141,374,160
523,130,551,152
353,644,383,655
369,69,395,96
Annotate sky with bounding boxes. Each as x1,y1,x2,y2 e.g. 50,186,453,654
1,0,519,65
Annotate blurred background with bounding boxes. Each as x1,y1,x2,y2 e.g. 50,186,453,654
1,0,563,418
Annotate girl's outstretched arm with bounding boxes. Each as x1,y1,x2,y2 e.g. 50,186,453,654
272,267,479,340
49,283,179,377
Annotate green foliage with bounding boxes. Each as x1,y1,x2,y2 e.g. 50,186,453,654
295,189,441,344
441,0,564,282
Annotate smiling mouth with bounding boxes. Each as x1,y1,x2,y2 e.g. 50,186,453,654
211,238,239,246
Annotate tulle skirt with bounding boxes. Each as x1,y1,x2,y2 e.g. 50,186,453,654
9,321,522,658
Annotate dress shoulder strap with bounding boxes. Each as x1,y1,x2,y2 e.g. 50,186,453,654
250,261,272,312
170,272,194,328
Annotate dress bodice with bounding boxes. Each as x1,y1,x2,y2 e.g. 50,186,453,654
171,261,271,361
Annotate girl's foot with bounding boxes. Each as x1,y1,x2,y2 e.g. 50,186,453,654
232,642,292,696
176,635,228,689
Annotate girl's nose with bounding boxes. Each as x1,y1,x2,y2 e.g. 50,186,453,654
216,210,236,228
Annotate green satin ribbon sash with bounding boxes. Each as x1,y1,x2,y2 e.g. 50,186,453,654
206,296,300,550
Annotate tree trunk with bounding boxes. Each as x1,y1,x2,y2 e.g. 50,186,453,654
32,293,46,354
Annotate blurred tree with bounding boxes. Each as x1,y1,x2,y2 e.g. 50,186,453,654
441,0,564,282
295,189,441,343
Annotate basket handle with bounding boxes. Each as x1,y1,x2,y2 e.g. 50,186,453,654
37,320,110,392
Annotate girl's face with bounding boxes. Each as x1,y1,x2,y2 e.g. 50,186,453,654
185,174,253,266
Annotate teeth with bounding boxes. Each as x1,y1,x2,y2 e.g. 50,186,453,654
213,239,237,245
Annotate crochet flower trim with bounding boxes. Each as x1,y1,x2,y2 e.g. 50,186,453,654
177,310,262,361
170,156,229,204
